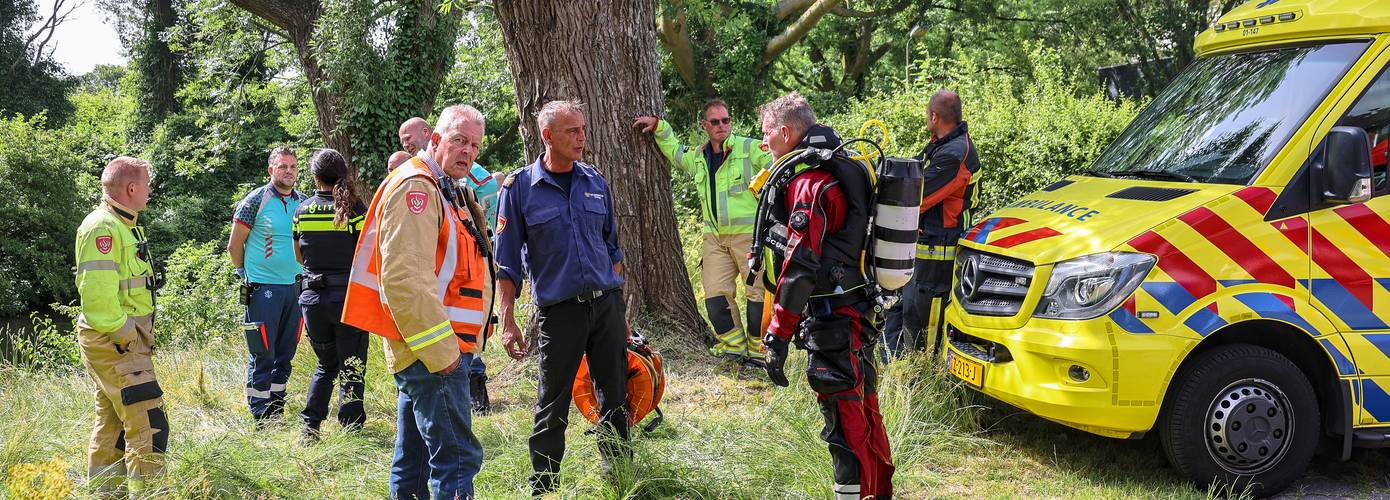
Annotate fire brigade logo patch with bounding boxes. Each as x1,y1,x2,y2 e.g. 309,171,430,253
496,215,508,235
95,235,113,254
406,191,428,214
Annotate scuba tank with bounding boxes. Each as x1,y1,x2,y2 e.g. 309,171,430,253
746,119,924,311
870,157,922,291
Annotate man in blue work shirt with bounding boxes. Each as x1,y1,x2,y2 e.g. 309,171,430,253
494,100,630,496
228,146,306,423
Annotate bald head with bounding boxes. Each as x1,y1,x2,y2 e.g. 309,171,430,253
101,156,153,211
388,151,412,171
399,117,431,155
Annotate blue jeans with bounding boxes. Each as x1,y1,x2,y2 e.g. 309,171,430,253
390,357,482,500
243,283,302,418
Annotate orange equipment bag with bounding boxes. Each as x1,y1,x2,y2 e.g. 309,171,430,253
573,333,665,433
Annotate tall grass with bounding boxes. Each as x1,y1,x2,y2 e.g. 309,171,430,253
3,324,1386,498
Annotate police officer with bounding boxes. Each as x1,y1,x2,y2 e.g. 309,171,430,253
74,156,169,495
882,90,981,359
228,146,306,422
495,100,631,496
633,99,774,364
292,148,369,441
343,105,494,499
755,93,894,499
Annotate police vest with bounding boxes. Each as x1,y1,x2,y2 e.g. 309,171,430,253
754,149,875,296
342,158,494,352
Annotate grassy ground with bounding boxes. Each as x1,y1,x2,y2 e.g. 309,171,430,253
2,325,1388,499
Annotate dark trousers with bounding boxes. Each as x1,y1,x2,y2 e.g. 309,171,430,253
803,300,894,499
881,247,954,361
529,290,630,493
243,283,301,418
390,358,482,500
299,292,368,428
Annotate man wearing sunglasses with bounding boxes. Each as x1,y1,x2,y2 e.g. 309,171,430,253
633,99,773,366
74,156,168,496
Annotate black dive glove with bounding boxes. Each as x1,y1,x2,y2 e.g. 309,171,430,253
763,333,790,387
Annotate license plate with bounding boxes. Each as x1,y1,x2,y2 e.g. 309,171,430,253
947,350,985,388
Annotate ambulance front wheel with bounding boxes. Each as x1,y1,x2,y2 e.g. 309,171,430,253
1159,344,1319,498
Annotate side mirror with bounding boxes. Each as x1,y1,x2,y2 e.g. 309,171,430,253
1318,126,1373,204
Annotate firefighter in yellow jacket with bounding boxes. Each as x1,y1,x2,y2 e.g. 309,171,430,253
74,156,167,495
342,104,494,498
633,99,773,363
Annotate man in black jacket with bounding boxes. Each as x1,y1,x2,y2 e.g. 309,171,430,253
883,90,982,359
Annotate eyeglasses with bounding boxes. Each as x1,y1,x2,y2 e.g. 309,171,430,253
707,118,731,126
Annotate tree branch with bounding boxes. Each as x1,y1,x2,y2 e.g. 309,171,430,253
228,0,320,35
657,4,698,90
762,0,837,68
774,0,815,21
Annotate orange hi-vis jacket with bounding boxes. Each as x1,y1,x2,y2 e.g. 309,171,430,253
343,156,494,373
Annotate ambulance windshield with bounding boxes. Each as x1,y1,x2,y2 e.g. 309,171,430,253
1090,41,1370,185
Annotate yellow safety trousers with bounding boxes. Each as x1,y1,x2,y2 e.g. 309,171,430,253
79,313,166,488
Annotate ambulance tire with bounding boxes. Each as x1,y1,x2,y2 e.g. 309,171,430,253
1159,344,1318,498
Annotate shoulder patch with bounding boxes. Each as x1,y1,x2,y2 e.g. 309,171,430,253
502,173,517,188
95,235,113,254
496,215,508,235
406,191,429,214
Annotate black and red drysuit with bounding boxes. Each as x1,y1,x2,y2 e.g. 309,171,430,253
763,126,895,499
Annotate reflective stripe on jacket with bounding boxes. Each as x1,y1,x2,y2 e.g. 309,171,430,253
342,156,493,373
651,119,772,234
75,199,155,342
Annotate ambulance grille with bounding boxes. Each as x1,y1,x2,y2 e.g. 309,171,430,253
955,249,1035,316
1106,186,1196,201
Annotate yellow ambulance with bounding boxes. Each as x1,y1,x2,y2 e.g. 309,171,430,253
944,0,1390,495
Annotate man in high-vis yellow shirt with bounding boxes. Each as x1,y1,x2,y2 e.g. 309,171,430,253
74,156,168,496
633,99,773,363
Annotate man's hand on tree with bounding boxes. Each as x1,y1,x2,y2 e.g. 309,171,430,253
631,115,658,133
763,333,790,387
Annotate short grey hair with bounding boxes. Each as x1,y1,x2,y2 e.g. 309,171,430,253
435,105,486,135
536,100,585,131
267,146,295,165
758,92,816,136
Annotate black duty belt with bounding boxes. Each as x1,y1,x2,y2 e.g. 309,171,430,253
568,287,621,304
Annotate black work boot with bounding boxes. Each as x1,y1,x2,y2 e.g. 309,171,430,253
470,373,491,415
299,420,321,445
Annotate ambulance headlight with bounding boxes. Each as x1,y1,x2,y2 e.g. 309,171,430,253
1033,252,1155,320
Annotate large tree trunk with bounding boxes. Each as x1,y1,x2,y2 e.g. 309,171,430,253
494,0,706,337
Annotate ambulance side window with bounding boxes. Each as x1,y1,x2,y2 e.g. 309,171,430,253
1336,64,1390,196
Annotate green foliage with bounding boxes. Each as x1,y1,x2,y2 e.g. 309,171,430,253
438,10,522,172
0,309,80,371
155,241,241,347
139,0,300,254
316,0,460,184
825,47,1142,216
0,114,90,316
0,0,75,123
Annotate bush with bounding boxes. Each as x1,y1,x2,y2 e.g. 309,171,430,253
156,241,242,347
0,115,90,317
824,46,1142,217
0,309,80,371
